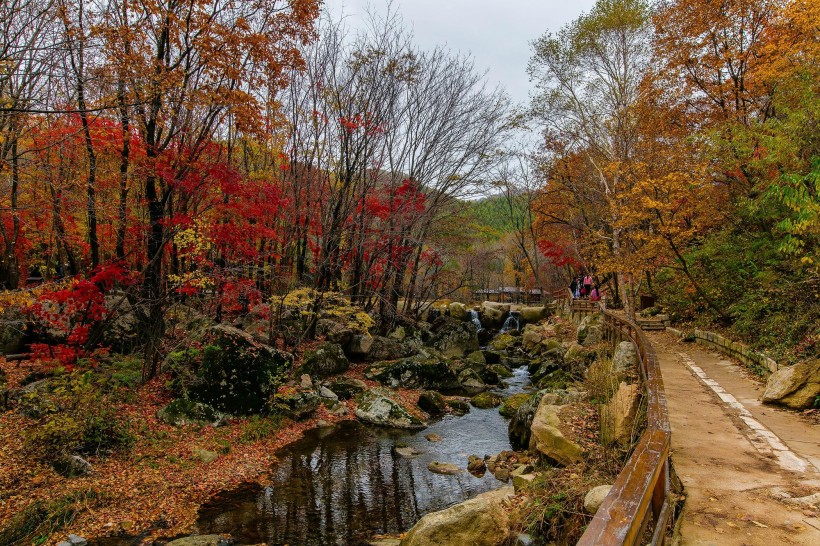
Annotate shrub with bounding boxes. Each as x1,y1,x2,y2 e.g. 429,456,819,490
240,415,284,443
23,372,133,461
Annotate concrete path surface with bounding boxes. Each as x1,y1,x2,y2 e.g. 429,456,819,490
648,332,820,545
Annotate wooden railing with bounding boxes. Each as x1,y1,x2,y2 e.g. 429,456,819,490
563,297,672,545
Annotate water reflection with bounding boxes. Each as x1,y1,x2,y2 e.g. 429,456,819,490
196,366,531,545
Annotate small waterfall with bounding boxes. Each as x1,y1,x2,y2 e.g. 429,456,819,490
500,312,520,333
469,309,483,330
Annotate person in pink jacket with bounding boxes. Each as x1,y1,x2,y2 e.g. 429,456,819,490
583,274,592,298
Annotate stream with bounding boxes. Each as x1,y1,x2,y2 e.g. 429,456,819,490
194,365,531,545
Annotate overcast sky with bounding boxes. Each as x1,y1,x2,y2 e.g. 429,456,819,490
322,0,597,106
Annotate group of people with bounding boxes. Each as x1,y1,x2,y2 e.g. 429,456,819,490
570,274,600,301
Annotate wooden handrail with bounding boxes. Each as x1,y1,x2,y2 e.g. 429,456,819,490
563,298,672,546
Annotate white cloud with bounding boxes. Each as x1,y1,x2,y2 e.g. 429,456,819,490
322,0,597,105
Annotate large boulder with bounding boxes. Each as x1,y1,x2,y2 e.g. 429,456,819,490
499,393,530,418
418,391,447,416
369,356,460,390
327,377,367,400
508,391,546,450
600,382,641,445
489,333,517,351
470,392,503,409
400,487,514,546
427,317,480,358
367,336,408,361
613,341,638,376
458,368,486,394
344,334,374,358
480,302,510,328
577,313,604,346
315,319,354,346
448,302,468,321
302,342,349,378
355,389,425,429
193,325,293,415
529,401,583,466
762,359,820,409
519,306,549,324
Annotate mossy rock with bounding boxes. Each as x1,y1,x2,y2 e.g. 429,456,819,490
446,398,471,415
158,399,223,426
192,325,293,415
490,364,514,379
498,393,530,418
355,389,425,429
489,333,517,351
370,356,460,390
466,351,486,365
302,342,349,378
418,390,447,416
470,392,503,409
458,368,486,394
327,377,367,400
427,317,480,358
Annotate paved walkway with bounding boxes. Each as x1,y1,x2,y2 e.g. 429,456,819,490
648,332,820,545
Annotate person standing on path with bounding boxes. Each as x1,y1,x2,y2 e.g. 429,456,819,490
583,274,592,299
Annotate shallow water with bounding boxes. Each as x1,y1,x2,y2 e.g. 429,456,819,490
194,366,531,545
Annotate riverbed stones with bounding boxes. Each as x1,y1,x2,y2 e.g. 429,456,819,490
427,461,462,475
584,485,613,514
302,342,349,378
563,342,597,370
601,382,641,445
512,472,537,492
417,391,447,416
400,487,514,546
762,359,820,409
521,324,546,353
283,391,322,420
467,455,486,476
355,389,425,429
529,401,583,466
425,433,443,442
470,392,503,409
394,445,422,458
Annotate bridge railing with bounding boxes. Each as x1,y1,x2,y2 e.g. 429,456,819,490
560,296,672,545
